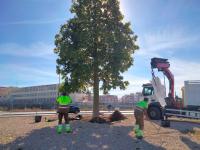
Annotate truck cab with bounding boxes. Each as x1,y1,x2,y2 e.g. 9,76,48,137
142,84,162,120
142,77,166,120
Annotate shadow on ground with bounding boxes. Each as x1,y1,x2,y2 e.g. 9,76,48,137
151,119,200,133
147,119,200,149
169,120,200,133
181,136,200,150
0,121,166,150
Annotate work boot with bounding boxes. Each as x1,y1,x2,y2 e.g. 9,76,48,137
136,129,143,139
65,124,72,133
56,125,63,134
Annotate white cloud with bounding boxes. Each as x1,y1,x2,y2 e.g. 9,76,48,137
10,64,57,78
137,28,200,56
0,42,58,87
0,18,64,25
0,42,56,60
120,0,132,22
108,26,200,97
114,1,200,98
133,27,200,97
0,63,58,87
171,58,200,96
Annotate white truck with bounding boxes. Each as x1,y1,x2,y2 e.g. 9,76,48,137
142,58,200,126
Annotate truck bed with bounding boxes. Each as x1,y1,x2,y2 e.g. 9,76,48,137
184,80,200,108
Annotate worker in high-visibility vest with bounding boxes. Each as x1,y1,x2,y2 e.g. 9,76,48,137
134,97,149,139
56,92,72,134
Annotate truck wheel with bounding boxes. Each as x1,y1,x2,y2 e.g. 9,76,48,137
148,107,161,120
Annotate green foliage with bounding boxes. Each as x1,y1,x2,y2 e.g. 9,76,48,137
54,0,138,94
58,83,66,94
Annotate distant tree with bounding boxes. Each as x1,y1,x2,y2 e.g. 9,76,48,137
54,0,138,119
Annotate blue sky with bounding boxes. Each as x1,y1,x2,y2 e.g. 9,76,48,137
0,0,200,96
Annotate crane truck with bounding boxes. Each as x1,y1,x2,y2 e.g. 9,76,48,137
142,58,200,126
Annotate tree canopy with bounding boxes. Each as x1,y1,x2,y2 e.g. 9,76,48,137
54,0,138,118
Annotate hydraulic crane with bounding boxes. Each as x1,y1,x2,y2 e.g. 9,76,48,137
151,58,181,108
142,57,200,126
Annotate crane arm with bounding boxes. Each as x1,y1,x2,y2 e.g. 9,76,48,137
151,58,175,106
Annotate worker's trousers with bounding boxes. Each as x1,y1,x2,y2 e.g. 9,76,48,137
57,106,69,124
134,109,144,130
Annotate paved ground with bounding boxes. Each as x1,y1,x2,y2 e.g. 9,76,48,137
0,115,199,150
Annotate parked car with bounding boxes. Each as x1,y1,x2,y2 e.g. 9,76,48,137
69,105,80,114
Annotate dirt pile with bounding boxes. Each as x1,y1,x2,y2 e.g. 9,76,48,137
109,110,126,122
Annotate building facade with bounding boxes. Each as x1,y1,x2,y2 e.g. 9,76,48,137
120,93,135,104
99,94,118,104
0,87,15,98
3,84,91,109
8,84,59,108
10,84,58,100
134,92,143,102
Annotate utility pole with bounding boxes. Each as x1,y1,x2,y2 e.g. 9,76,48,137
58,73,61,97
59,73,60,87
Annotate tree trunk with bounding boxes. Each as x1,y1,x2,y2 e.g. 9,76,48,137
92,0,99,118
92,63,99,118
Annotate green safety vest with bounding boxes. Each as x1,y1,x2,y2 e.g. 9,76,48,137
136,100,148,109
56,96,72,106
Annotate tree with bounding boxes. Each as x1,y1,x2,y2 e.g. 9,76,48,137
54,0,138,119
